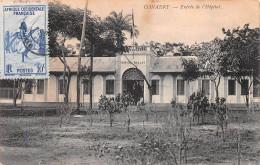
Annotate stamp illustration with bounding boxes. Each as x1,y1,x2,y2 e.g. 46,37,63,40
0,3,48,79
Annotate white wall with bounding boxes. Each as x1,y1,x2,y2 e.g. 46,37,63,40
93,75,103,102
69,75,77,102
163,74,173,103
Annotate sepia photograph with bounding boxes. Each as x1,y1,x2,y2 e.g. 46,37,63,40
0,0,259,164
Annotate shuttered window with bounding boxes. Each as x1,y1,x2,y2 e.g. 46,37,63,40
106,80,114,95
152,80,159,95
37,80,44,94
202,80,210,95
177,80,185,95
228,80,236,95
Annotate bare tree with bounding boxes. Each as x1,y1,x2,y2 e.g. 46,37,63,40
76,0,89,112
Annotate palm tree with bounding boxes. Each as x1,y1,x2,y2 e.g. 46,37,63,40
104,11,139,52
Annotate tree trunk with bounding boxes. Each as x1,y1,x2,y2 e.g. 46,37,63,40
214,76,221,100
89,45,94,110
76,0,88,111
216,89,219,99
245,94,249,107
59,45,72,127
63,47,67,104
65,73,72,104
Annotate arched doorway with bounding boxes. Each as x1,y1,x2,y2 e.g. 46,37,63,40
122,68,144,104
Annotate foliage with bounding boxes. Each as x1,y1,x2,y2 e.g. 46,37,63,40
98,92,134,127
146,41,193,56
191,38,224,75
210,97,228,141
187,91,209,124
220,24,259,78
98,95,119,114
181,58,200,82
113,102,192,164
120,91,135,111
48,2,83,55
115,91,135,131
181,38,225,98
104,11,139,54
113,132,179,164
49,2,138,57
98,95,118,127
220,24,259,107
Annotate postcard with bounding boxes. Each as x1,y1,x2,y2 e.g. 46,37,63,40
0,0,259,165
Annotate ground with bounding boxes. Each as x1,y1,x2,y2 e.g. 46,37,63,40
0,105,259,165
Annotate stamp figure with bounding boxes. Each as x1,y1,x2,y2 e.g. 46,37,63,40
0,3,49,78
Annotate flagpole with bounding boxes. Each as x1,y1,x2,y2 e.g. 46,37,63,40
132,9,135,59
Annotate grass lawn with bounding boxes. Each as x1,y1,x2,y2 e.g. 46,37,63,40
0,105,259,165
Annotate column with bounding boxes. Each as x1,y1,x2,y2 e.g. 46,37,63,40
115,54,121,95
186,81,190,103
224,77,228,99
163,74,173,103
198,78,202,91
103,75,107,96
160,75,164,103
249,77,253,104
55,75,59,102
44,79,48,102
32,80,36,102
210,80,215,102
172,75,177,101
237,81,241,103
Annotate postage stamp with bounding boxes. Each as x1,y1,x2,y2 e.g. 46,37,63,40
0,3,49,79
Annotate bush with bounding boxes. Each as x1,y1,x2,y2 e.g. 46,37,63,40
187,91,209,124
98,95,119,127
210,97,228,141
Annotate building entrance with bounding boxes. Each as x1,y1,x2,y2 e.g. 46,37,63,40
122,68,145,104
122,80,144,104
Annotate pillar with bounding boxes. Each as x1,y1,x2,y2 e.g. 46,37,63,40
44,79,48,102
160,75,164,103
210,80,215,102
173,75,177,101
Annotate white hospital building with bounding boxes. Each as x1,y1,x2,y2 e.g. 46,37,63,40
0,46,259,105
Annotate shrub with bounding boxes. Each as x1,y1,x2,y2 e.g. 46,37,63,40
120,91,135,132
187,91,209,124
98,95,119,127
211,97,228,141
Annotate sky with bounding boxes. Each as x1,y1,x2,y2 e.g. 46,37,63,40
2,0,259,45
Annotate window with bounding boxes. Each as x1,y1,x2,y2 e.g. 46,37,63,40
152,80,159,95
59,79,67,95
83,79,91,95
25,80,34,94
37,80,44,94
241,80,249,95
228,80,236,95
202,80,210,95
0,80,20,99
106,80,114,95
177,80,185,95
